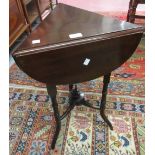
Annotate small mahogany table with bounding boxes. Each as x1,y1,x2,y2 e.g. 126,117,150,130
12,3,144,150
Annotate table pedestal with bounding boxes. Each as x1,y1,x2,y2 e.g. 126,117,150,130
46,73,113,150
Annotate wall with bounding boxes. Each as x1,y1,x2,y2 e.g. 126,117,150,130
58,0,145,12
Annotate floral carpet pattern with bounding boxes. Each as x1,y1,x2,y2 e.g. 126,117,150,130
9,37,145,155
9,87,144,155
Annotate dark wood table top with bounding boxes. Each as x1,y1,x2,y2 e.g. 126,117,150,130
15,3,143,53
13,3,144,85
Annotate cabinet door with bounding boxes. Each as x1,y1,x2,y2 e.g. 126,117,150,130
9,0,28,46
21,0,40,25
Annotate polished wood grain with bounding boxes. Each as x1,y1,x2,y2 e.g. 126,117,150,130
13,3,144,85
14,3,143,50
9,0,29,46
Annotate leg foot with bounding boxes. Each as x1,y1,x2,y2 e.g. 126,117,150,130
100,73,113,130
47,84,61,150
100,111,113,130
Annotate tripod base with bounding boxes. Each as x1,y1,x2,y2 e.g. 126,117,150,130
47,73,113,150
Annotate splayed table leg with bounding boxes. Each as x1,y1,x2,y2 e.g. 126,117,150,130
46,84,61,149
100,73,113,130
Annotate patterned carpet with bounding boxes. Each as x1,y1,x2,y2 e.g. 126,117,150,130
9,36,145,155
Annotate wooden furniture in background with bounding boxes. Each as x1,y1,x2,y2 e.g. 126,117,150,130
21,0,53,31
9,0,29,47
37,0,53,18
127,0,145,23
9,0,53,46
20,0,40,31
